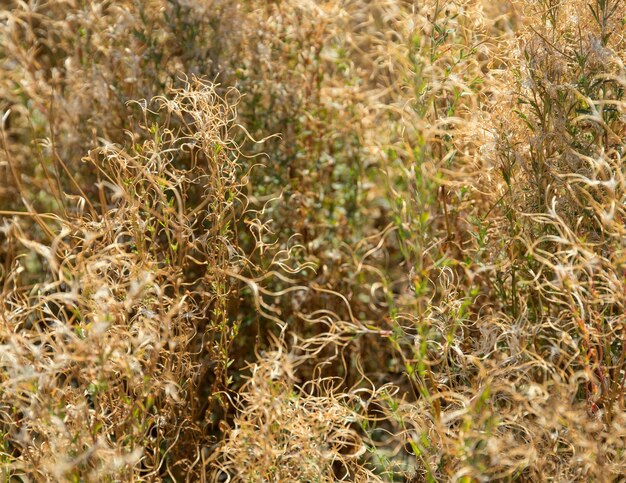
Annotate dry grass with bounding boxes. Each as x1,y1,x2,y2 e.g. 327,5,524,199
1,0,626,481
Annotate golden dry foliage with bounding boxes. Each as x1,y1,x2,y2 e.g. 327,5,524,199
215,332,392,482
0,79,263,480
1,0,626,481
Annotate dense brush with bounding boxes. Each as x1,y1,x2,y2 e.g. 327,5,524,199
1,0,625,481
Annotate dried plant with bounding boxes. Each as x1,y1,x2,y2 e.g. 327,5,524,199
1,0,625,481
